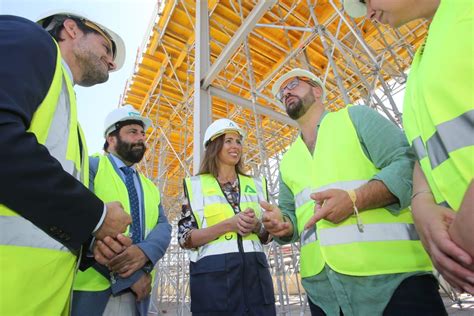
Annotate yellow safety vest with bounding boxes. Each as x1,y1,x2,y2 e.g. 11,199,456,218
74,155,160,291
280,106,432,278
0,41,88,316
184,174,267,262
403,0,473,210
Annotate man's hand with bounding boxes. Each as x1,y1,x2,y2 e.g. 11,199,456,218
237,208,259,237
131,273,152,302
94,202,131,240
108,244,149,278
93,234,132,265
305,189,354,229
412,201,474,294
260,201,293,238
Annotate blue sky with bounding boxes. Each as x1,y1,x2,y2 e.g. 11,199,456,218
1,0,156,153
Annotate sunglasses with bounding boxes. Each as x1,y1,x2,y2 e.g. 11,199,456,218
82,19,116,58
276,77,316,102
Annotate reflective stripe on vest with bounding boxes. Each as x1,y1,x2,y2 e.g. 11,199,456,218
189,176,204,222
189,239,263,262
319,223,419,246
280,106,432,278
0,216,69,252
402,0,473,211
29,67,88,185
187,175,265,229
301,223,419,247
294,180,368,209
300,226,317,246
298,183,421,247
201,193,260,206
185,174,266,262
74,155,160,292
0,41,82,316
412,110,474,168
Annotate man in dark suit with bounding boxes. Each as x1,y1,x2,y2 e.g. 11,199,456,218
0,11,130,315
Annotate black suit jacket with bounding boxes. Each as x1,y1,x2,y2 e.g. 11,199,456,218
0,15,103,250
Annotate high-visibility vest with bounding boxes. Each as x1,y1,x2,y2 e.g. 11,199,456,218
403,0,473,210
0,41,89,316
280,106,432,278
74,154,160,291
184,174,267,262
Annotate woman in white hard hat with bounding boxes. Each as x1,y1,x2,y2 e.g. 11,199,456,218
178,118,276,315
344,0,474,294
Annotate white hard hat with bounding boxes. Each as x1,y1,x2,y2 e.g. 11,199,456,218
343,0,367,18
272,68,326,104
203,119,245,148
36,9,126,71
104,104,152,137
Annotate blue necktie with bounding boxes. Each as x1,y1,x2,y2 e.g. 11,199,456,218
121,166,141,244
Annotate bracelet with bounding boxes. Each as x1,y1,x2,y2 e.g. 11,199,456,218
411,190,432,200
346,189,364,233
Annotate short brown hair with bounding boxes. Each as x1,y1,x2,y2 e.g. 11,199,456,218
197,134,247,177
45,15,97,43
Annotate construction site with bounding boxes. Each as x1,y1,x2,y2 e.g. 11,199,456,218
117,0,473,315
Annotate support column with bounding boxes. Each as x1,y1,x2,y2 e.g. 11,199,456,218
193,0,212,173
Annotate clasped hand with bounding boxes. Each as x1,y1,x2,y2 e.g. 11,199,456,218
413,202,474,294
93,234,148,278
230,208,259,237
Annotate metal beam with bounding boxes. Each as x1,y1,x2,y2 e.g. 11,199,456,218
255,23,313,32
201,0,277,89
209,86,297,127
193,0,212,173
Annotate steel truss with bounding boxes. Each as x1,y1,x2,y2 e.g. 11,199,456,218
123,1,434,314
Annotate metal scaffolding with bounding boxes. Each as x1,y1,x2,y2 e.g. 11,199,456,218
121,0,439,314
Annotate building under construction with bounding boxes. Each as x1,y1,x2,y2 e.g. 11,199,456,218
120,1,471,314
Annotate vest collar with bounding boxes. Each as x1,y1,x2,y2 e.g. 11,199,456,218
298,109,329,141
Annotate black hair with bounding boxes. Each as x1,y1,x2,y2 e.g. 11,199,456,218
103,120,144,152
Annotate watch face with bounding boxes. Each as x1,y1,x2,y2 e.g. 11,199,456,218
143,262,154,273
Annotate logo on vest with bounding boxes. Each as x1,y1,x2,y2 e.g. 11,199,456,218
244,185,256,193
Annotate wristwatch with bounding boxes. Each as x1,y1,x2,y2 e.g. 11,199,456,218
142,262,154,274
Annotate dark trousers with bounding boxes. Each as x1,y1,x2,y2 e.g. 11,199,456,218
308,274,447,316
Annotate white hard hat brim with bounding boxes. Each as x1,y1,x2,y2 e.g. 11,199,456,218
343,0,367,18
209,128,245,143
203,118,246,148
36,10,126,71
105,116,152,137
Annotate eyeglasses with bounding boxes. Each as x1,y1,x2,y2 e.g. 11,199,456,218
276,77,316,102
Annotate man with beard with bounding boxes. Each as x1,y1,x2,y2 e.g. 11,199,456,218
261,68,447,315
72,105,172,316
0,10,131,315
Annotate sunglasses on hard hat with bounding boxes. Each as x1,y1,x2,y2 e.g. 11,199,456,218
276,77,317,102
81,19,116,58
